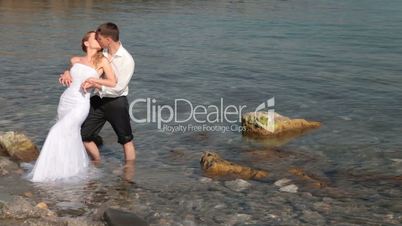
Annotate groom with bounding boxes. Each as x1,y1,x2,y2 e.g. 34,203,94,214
59,22,136,162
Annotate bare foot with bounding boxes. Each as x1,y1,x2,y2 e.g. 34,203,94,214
123,160,136,182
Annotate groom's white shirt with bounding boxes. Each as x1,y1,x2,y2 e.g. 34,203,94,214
98,43,135,98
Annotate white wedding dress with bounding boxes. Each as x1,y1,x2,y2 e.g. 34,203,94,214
27,63,99,182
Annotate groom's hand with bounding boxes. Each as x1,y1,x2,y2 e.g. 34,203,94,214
81,81,93,93
82,78,101,90
81,79,99,93
59,70,72,86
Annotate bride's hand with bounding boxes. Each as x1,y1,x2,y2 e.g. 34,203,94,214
59,70,73,87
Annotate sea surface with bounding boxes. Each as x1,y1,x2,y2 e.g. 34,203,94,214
0,0,401,225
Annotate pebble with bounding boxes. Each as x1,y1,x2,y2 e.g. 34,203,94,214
23,192,33,198
267,214,279,219
224,179,251,192
36,202,48,209
301,192,313,198
225,213,252,225
301,210,325,224
313,202,331,213
274,178,292,187
279,184,298,193
214,203,226,209
199,177,212,183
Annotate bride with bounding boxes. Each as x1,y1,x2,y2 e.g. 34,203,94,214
27,31,117,182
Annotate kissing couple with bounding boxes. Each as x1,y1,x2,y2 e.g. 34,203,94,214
27,22,136,182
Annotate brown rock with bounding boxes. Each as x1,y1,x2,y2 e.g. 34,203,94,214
0,131,39,162
200,151,268,180
242,112,321,138
36,202,48,209
23,192,33,198
288,167,328,189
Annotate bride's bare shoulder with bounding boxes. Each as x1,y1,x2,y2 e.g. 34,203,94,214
98,56,111,68
70,56,82,65
101,56,109,64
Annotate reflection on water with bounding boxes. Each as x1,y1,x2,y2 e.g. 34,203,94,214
1,0,402,225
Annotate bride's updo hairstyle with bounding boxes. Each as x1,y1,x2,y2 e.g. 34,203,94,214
81,31,103,68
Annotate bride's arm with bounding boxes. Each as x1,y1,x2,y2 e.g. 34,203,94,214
59,56,80,86
86,58,117,88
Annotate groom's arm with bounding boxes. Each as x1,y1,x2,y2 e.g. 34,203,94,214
101,58,135,96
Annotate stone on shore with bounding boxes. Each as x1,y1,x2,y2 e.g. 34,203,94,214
241,112,321,138
22,216,104,226
200,152,268,180
103,208,149,226
0,196,105,226
0,196,55,219
0,131,39,162
0,156,19,176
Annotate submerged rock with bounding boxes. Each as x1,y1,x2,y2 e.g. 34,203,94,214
0,131,39,162
224,179,252,192
245,147,293,162
103,208,149,226
200,152,268,180
288,168,328,189
241,112,320,138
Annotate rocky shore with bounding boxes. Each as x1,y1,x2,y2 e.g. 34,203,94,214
0,108,400,226
0,131,149,226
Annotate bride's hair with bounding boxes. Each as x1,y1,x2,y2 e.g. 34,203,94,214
81,31,104,68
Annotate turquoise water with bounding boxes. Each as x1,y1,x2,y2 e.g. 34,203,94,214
0,0,401,225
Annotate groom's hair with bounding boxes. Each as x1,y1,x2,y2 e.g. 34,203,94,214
96,22,119,42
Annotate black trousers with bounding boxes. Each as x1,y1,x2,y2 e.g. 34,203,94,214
81,95,133,145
